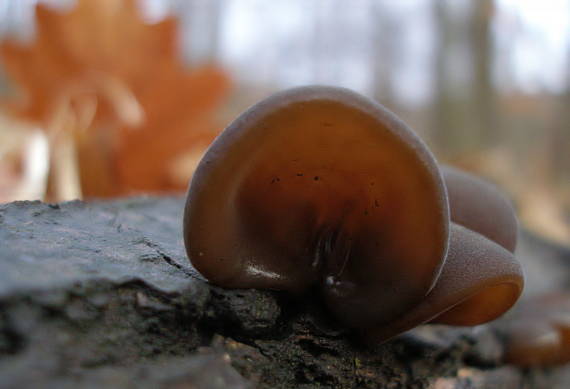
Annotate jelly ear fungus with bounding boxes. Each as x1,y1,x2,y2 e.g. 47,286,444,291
183,85,524,343
497,292,570,367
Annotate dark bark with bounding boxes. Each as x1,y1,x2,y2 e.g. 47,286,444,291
0,197,569,388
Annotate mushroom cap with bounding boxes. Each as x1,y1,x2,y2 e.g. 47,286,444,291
184,86,450,327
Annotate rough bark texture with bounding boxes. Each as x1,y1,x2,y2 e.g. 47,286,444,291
0,197,569,388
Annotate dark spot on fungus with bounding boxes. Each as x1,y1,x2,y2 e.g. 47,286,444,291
183,85,524,343
314,176,319,181
297,173,304,177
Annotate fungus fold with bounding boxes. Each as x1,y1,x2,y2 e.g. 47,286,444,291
183,86,524,342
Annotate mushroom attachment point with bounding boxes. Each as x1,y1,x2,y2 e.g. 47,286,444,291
183,86,524,343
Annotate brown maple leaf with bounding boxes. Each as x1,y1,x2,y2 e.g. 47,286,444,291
0,0,230,199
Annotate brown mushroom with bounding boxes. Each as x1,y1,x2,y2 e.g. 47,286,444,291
499,292,570,367
183,86,524,341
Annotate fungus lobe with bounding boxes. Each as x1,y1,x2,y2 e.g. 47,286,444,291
499,292,570,367
183,86,524,342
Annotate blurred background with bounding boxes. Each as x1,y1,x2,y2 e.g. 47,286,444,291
0,0,568,246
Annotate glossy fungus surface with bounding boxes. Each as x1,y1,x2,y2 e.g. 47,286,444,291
184,86,524,341
500,293,570,367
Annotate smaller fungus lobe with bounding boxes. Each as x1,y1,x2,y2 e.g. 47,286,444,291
499,292,570,367
183,86,524,342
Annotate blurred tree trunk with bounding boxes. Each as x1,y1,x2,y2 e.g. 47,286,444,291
432,0,455,154
432,0,498,157
178,0,223,64
552,43,570,183
205,0,223,62
469,0,498,148
370,2,396,105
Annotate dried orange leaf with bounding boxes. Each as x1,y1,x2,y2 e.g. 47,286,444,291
1,0,230,198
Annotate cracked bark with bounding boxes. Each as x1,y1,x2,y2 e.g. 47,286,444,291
0,197,569,388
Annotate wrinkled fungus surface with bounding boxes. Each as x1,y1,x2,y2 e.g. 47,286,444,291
183,86,524,342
